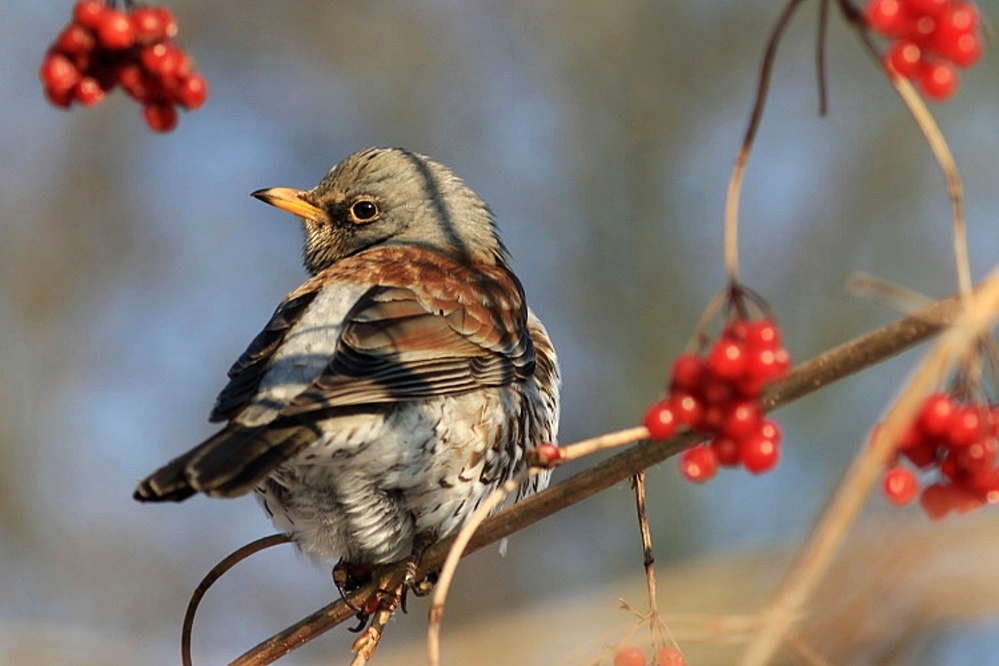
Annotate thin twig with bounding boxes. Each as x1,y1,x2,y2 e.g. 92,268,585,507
182,533,294,666
739,263,999,666
837,0,972,305
886,74,972,303
816,0,830,116
427,475,525,666
724,0,807,283
227,293,962,666
632,472,673,654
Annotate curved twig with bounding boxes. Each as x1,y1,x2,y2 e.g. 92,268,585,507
182,533,294,666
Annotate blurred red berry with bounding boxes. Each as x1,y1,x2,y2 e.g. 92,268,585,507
644,401,679,440
177,73,209,110
882,465,919,505
656,648,687,666
670,354,705,392
885,40,924,77
40,52,80,95
614,646,647,666
96,9,135,50
739,431,780,474
865,0,912,36
671,392,704,429
710,436,741,467
73,0,108,30
143,101,178,132
918,393,957,437
744,320,781,349
919,61,959,101
74,76,105,106
679,446,718,483
707,339,747,381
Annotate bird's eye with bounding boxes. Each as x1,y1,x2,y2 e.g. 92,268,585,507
350,200,378,222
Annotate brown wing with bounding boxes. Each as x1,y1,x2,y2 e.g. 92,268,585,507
280,282,535,414
135,248,537,501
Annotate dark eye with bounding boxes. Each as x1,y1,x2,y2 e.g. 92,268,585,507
351,200,378,221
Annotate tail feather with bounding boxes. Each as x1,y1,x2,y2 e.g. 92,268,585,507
133,422,317,502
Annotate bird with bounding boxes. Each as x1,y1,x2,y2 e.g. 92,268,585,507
134,147,560,579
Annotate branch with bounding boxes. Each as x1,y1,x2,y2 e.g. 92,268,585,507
229,291,962,666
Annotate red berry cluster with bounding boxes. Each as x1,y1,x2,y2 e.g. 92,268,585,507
613,645,686,666
643,319,791,483
40,1,208,132
865,0,983,101
879,393,999,518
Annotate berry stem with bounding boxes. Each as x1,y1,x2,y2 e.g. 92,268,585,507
739,261,999,666
839,1,973,316
426,475,524,666
724,0,807,284
631,472,676,654
887,73,973,306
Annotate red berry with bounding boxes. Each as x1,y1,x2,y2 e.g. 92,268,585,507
671,392,704,429
533,442,562,465
150,6,179,39
738,431,780,474
670,354,705,392
177,73,209,110
143,102,178,132
710,436,740,467
40,52,80,95
141,43,172,75
656,648,687,666
55,23,97,57
948,405,984,447
932,6,982,68
96,9,135,49
725,320,750,341
956,438,997,471
707,338,747,381
679,445,718,483
644,401,679,440
948,484,984,514
73,76,105,106
722,399,762,439
901,437,939,468
865,0,911,36
45,86,75,109
744,320,781,349
74,0,109,30
885,41,924,78
919,61,959,101
117,63,153,102
758,419,783,444
882,465,919,505
905,0,950,15
130,7,169,44
919,483,951,519
918,393,957,437
614,646,647,666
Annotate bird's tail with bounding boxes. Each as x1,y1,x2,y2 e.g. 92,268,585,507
133,422,317,502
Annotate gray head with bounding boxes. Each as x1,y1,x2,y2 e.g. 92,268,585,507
252,148,508,275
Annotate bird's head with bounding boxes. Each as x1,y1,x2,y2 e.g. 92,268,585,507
252,148,508,276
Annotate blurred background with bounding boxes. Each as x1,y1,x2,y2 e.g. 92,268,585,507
2,1,999,664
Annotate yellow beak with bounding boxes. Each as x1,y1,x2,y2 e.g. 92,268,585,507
251,187,327,220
